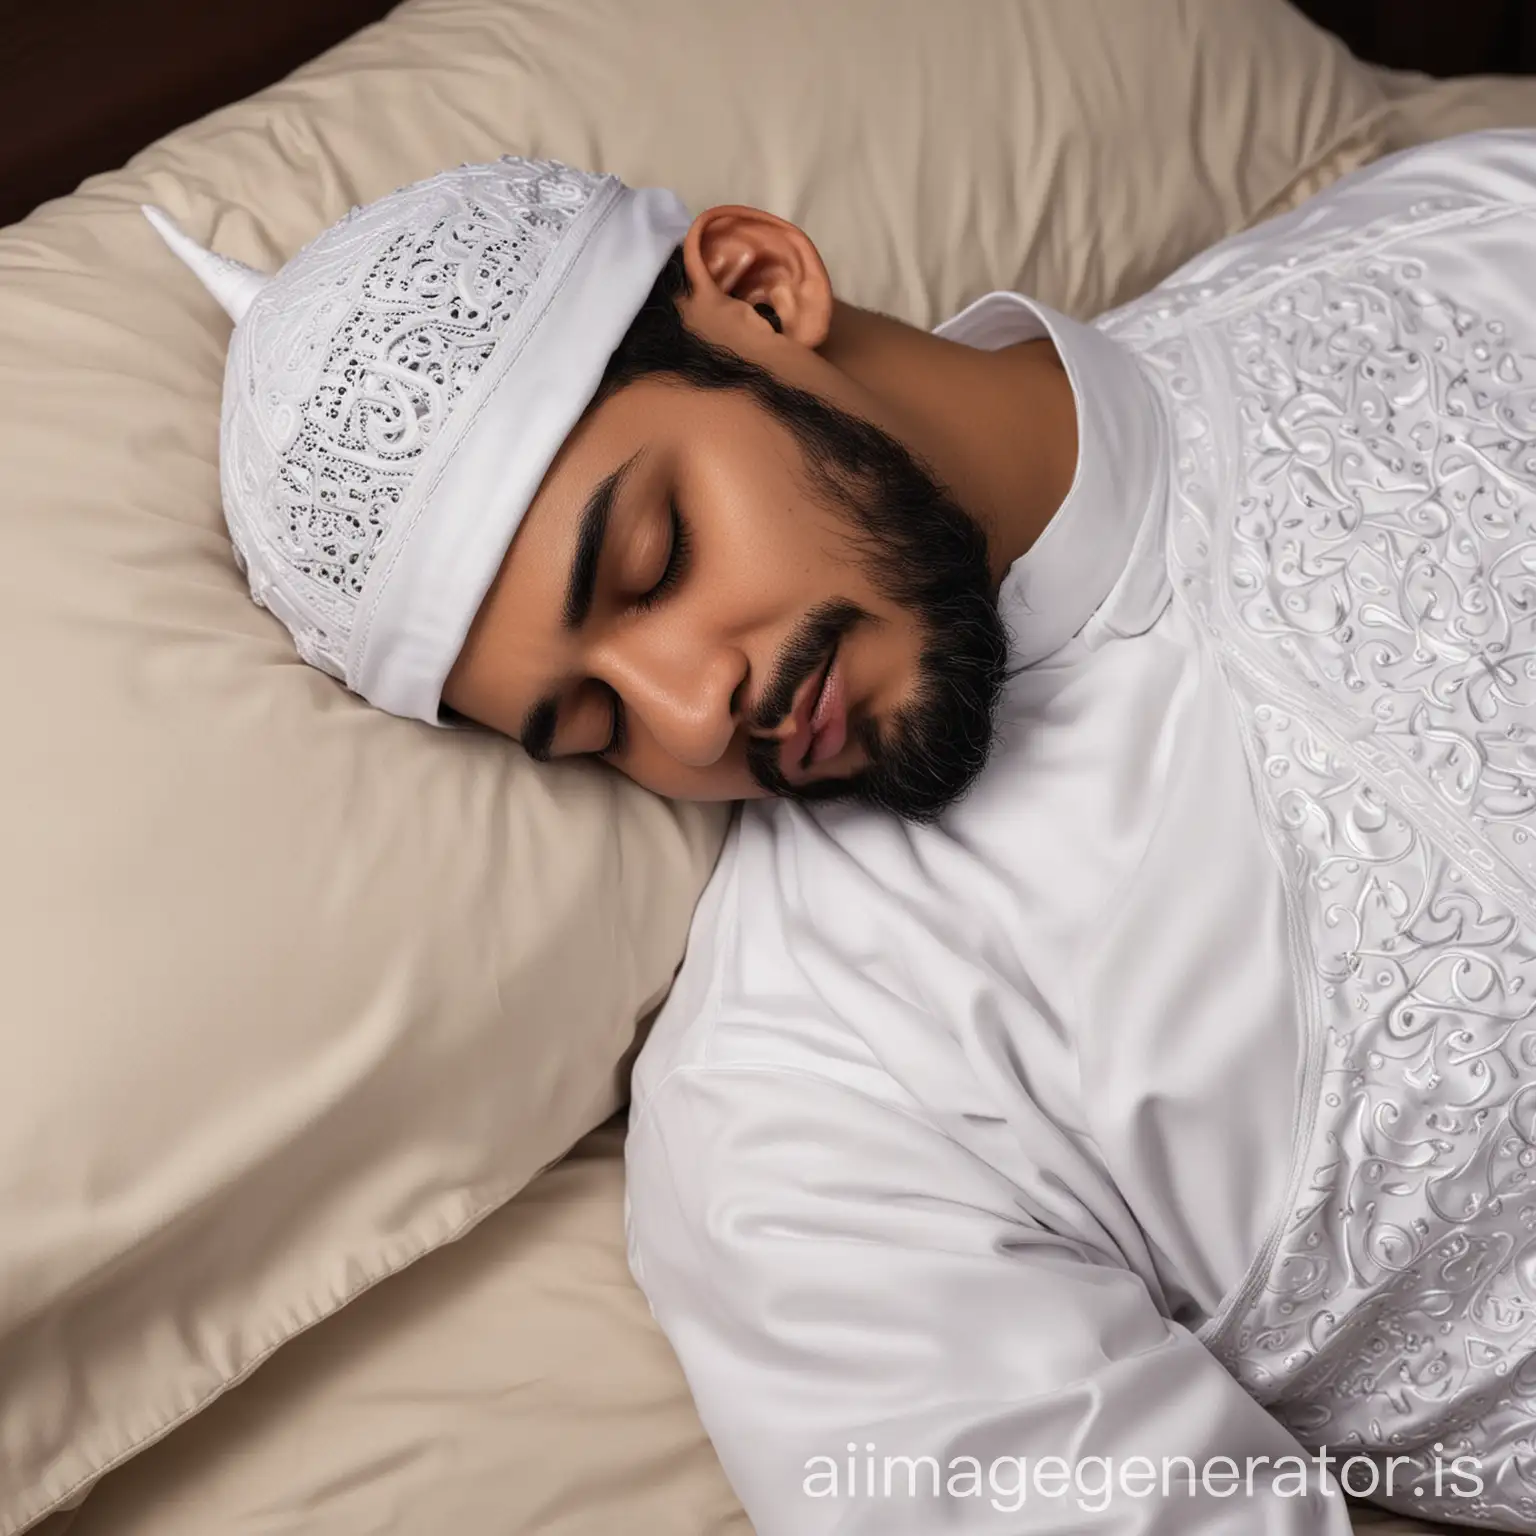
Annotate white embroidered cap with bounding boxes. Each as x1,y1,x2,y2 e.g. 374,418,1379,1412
143,158,693,723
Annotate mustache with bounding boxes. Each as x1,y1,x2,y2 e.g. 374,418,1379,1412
748,598,868,733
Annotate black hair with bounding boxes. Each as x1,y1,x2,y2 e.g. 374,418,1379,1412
592,245,850,472
593,247,972,559
590,244,873,507
593,242,829,430
592,245,718,401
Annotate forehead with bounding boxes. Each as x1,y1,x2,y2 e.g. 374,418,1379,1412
492,380,673,618
447,377,704,725
504,373,797,589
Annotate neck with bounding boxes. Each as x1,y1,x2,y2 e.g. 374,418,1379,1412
818,301,1078,589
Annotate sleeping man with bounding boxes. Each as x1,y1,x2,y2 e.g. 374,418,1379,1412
150,129,1536,1532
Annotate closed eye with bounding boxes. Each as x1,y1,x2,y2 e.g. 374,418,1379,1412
600,498,692,757
634,497,691,612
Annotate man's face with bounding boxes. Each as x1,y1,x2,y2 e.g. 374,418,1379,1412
444,308,1009,824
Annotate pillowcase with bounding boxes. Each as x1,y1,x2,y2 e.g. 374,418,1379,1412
1370,64,1536,151
126,0,1394,327
0,0,1395,1530
39,1126,751,1536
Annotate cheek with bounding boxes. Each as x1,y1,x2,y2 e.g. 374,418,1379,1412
692,442,842,587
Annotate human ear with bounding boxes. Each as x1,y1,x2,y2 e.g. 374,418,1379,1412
680,205,833,349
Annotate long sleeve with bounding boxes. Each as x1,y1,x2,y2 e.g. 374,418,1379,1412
625,1061,1356,1536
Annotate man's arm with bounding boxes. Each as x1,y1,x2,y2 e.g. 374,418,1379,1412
626,1061,1356,1536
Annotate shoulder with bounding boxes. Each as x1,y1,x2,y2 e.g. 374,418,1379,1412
628,797,919,1111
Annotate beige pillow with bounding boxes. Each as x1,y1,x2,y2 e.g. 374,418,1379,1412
1,0,1396,1531
124,0,1393,328
35,1130,1460,1536
42,1126,748,1536
1370,64,1536,151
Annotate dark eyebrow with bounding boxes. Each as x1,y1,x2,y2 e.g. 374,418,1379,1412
562,449,643,633
519,450,645,761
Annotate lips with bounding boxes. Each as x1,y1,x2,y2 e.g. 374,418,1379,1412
776,648,838,777
773,645,851,780
807,650,848,765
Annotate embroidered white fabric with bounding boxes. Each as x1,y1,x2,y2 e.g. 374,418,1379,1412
1115,190,1536,1528
219,159,602,682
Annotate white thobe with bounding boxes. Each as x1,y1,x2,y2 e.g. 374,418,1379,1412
625,130,1536,1534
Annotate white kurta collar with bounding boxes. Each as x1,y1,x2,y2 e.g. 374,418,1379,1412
933,290,1168,668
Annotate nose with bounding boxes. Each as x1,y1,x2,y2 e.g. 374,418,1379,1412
593,630,747,769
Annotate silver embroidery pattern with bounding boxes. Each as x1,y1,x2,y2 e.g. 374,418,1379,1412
221,159,600,678
1128,206,1536,1529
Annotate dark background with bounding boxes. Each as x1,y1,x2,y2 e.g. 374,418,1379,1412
1293,0,1536,75
0,0,1532,231
0,0,402,227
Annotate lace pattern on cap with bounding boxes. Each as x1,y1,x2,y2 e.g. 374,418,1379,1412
221,159,603,679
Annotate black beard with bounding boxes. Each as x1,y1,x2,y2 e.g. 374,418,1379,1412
743,397,1011,824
